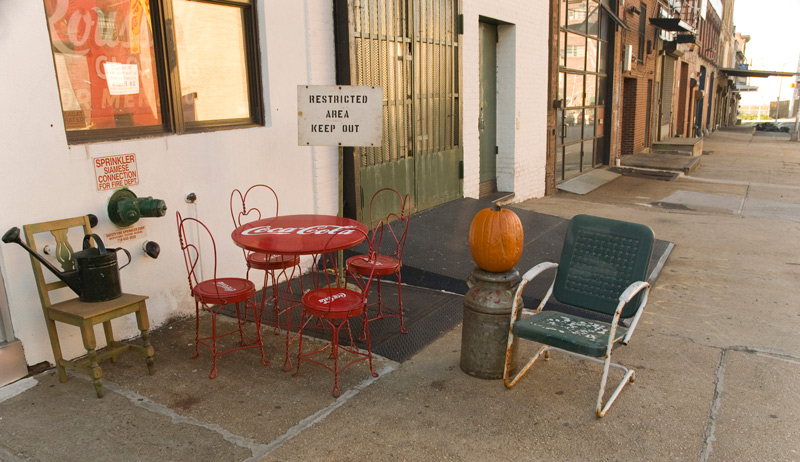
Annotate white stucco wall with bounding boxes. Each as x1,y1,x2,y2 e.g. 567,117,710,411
461,0,549,201
0,0,339,366
0,0,550,369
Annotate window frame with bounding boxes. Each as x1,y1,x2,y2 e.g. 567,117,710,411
51,0,264,145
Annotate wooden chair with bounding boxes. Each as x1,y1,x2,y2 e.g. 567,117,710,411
504,214,654,417
22,216,154,398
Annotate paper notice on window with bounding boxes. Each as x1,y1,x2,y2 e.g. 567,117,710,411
105,62,140,95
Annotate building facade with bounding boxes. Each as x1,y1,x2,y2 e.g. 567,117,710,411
0,0,550,384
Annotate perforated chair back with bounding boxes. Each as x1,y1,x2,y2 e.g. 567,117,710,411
553,214,654,318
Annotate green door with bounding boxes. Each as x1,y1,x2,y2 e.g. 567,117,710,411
343,0,462,222
478,21,497,196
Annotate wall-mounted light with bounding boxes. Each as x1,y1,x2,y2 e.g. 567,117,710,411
627,5,641,15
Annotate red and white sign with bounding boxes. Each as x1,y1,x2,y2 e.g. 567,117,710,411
94,153,139,191
240,224,358,236
104,62,140,96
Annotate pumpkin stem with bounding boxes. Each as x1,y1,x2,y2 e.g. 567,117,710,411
491,203,502,212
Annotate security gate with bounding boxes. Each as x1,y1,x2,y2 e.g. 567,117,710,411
337,0,462,221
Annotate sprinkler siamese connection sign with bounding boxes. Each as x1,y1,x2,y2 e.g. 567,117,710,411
297,85,383,147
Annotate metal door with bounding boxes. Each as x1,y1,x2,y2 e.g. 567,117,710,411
478,21,497,196
344,0,461,221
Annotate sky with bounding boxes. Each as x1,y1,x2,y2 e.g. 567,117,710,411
732,0,800,107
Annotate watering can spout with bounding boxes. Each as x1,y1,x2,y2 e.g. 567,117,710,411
2,227,83,296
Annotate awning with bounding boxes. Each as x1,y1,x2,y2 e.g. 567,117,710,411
649,17,693,32
600,2,631,31
719,68,798,78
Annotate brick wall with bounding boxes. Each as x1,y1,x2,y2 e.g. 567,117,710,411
616,0,659,156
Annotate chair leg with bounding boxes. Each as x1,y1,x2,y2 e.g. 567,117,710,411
361,316,378,379
331,320,341,397
193,301,201,359
208,311,219,379
292,313,309,375
271,270,282,334
80,324,104,398
135,303,155,375
595,353,635,418
102,321,118,363
251,300,269,367
503,343,550,389
44,317,68,384
396,272,407,334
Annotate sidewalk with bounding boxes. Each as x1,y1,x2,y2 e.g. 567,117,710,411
2,129,800,461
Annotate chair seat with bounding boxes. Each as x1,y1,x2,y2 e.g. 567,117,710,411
347,254,399,276
247,252,300,270
193,278,256,305
512,311,627,358
48,293,149,321
302,288,366,319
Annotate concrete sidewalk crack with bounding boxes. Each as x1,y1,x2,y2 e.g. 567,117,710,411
699,346,800,462
699,349,727,462
79,362,398,462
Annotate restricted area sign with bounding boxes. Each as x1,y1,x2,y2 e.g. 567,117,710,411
297,85,382,147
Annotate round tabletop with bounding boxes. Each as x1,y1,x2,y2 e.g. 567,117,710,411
231,214,368,255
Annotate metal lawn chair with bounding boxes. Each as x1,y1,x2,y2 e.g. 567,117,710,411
504,214,655,418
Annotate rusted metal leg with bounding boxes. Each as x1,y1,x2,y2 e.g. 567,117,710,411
503,343,549,388
595,354,634,418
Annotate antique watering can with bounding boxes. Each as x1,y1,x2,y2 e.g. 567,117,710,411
2,227,131,302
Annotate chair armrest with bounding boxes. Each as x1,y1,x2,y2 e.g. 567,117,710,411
511,262,559,320
615,280,651,344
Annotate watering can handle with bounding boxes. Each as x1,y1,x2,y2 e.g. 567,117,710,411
82,234,107,253
115,247,132,270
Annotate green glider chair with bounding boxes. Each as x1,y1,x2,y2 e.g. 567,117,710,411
504,214,655,418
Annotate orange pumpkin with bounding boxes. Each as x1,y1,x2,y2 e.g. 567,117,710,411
468,205,524,272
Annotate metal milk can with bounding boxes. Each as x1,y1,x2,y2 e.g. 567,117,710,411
460,267,520,379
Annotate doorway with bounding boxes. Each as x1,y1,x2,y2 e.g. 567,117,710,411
479,21,497,197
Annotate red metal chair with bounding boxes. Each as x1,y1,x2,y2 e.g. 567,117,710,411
230,185,302,334
346,188,411,336
293,226,378,397
176,211,268,379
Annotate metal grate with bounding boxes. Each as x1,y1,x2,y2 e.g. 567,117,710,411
350,0,458,168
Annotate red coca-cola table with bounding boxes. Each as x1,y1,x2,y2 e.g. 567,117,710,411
232,214,367,371
231,214,367,255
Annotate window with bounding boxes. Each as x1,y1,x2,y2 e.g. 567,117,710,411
44,0,263,144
